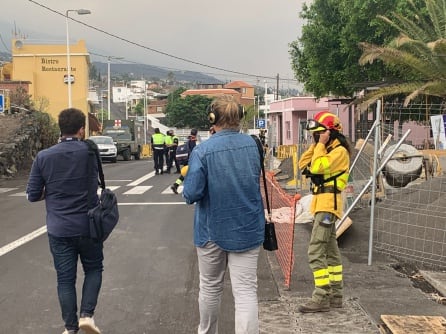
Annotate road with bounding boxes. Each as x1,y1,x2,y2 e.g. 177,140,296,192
0,159,277,334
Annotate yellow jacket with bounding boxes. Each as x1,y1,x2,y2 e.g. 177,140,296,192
298,139,350,218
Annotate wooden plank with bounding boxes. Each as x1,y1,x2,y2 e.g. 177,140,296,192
336,216,352,238
381,315,446,334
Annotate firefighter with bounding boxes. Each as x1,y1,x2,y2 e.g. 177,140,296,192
297,111,352,313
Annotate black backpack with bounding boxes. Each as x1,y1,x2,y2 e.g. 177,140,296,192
176,142,190,164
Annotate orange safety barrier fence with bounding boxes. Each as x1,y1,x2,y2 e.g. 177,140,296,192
260,171,298,288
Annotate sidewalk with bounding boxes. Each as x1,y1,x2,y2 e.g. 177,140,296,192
258,206,446,333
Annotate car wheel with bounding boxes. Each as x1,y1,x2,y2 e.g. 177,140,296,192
122,149,131,161
134,148,141,160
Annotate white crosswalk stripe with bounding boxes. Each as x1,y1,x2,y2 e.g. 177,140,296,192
9,191,26,197
161,185,183,194
0,188,18,193
123,186,152,195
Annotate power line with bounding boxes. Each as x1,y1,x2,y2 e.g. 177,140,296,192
89,51,300,89
27,0,298,83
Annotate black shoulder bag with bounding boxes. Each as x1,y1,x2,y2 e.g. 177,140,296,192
251,135,278,251
86,139,120,242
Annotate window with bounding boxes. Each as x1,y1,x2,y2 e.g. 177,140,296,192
286,121,291,140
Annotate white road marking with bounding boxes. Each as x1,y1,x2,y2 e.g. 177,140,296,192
0,188,18,193
161,185,183,194
127,171,155,186
0,175,187,257
123,186,152,195
0,226,47,257
9,191,26,197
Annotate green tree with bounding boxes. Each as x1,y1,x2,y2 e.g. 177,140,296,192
289,0,425,98
358,0,446,106
133,99,145,116
165,88,212,129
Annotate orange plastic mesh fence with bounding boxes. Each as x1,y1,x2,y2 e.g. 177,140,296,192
261,171,297,288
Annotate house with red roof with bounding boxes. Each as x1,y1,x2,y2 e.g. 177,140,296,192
180,80,255,107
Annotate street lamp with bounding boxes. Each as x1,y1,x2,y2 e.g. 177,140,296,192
107,56,124,120
66,8,91,108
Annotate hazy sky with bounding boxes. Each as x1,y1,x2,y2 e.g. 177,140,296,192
1,0,309,89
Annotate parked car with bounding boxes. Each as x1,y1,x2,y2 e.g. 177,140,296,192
88,135,118,163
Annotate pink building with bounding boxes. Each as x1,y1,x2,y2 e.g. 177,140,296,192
268,96,432,149
268,97,355,146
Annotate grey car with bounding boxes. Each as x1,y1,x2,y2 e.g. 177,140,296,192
89,135,118,163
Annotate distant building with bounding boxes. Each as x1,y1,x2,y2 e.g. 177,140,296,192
10,39,91,124
180,80,255,107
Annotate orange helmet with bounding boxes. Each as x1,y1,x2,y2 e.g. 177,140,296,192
307,111,342,132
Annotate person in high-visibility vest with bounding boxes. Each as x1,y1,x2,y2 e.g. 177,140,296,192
164,130,173,173
165,130,180,174
151,128,165,175
297,111,352,313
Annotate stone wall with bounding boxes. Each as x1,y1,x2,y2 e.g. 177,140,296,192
0,112,54,178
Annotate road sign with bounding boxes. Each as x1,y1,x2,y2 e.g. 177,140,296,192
0,94,4,113
257,119,265,128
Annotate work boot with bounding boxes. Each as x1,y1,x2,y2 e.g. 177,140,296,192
155,170,159,175
298,300,330,313
330,297,343,308
171,183,179,194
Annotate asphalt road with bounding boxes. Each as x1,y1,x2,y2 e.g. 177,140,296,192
0,159,277,334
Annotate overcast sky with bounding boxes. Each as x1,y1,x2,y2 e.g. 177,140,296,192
1,0,309,89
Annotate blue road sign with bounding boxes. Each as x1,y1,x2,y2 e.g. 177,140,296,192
257,119,265,128
0,94,4,113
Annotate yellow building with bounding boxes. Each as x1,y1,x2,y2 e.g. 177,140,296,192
11,38,91,125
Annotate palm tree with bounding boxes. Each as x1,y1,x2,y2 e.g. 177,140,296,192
358,0,446,106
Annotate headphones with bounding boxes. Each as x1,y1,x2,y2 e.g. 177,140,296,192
208,103,244,125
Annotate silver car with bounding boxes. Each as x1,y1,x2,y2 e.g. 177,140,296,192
89,135,118,163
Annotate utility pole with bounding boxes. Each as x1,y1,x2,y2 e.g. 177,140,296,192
276,73,280,101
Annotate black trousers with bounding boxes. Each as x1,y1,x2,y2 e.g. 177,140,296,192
153,149,164,172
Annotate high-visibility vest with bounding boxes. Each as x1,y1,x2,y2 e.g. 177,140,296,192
152,133,165,146
165,135,173,145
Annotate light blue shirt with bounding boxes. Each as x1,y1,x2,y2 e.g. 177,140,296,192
183,129,265,252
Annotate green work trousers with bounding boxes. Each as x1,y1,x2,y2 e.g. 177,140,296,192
308,211,343,303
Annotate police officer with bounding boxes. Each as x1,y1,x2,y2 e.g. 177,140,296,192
151,128,165,175
165,130,179,174
297,111,352,313
164,130,173,173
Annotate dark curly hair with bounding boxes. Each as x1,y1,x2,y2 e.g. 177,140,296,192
58,108,85,136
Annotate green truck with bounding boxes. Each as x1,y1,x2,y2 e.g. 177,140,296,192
102,119,144,161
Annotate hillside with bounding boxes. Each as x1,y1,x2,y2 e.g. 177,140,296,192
92,62,223,84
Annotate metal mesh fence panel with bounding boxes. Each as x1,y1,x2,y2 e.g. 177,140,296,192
349,102,446,270
261,171,297,288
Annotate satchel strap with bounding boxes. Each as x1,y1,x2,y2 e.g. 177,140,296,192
85,139,106,210
85,139,106,189
251,135,271,217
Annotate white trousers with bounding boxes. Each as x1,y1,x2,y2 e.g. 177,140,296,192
196,242,260,334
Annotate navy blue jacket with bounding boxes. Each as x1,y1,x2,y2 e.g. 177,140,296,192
26,139,99,237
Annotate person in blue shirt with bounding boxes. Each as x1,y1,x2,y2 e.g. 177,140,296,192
183,95,265,334
26,108,102,334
